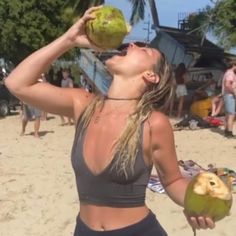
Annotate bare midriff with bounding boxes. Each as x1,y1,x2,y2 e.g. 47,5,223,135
79,203,150,231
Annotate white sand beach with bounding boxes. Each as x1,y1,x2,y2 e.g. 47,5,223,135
0,111,235,236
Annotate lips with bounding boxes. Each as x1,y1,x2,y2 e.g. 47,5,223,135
119,50,127,56
117,47,128,56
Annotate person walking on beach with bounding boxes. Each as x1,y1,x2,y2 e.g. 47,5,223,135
20,101,41,138
60,68,74,125
221,61,236,138
174,63,188,119
5,6,215,235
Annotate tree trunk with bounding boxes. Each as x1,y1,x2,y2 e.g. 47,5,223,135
148,0,160,28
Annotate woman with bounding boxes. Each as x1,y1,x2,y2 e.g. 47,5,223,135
175,63,188,118
5,6,214,236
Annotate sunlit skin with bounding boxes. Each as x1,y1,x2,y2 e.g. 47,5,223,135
5,6,215,232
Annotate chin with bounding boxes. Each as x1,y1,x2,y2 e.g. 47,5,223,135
105,58,116,73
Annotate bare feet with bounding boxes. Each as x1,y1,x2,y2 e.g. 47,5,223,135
34,133,40,138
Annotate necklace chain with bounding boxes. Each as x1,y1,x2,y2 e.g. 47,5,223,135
104,95,140,101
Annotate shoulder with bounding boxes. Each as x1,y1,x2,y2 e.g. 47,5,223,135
148,111,172,131
224,69,234,80
145,111,173,147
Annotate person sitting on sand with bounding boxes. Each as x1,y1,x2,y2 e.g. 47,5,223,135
5,6,215,236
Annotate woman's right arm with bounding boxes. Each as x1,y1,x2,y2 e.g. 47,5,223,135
5,6,102,118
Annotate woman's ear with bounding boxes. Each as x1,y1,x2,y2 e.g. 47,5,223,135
142,70,160,84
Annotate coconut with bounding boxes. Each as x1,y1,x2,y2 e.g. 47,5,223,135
85,6,131,49
184,172,233,221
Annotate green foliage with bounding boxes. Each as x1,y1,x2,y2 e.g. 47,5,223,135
211,0,236,49
0,0,71,65
64,0,104,18
65,0,146,25
187,0,236,49
0,0,154,65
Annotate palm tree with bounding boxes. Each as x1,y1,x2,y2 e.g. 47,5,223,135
148,0,159,28
127,0,146,25
64,0,159,26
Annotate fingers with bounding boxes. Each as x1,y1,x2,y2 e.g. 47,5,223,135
184,210,215,231
189,216,215,230
85,5,103,15
190,217,205,230
205,217,215,229
82,5,103,22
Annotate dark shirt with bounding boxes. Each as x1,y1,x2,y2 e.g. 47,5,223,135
71,117,152,207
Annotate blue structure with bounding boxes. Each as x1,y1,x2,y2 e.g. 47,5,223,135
79,49,112,94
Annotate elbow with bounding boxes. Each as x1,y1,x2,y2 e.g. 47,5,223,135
4,77,23,97
5,77,17,93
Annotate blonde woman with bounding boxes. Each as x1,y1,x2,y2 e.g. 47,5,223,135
5,6,214,236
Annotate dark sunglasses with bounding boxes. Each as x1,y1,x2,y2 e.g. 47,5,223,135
117,41,149,51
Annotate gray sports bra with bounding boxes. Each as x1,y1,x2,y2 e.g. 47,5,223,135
71,116,152,207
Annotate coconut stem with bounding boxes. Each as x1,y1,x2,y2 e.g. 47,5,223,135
192,228,197,236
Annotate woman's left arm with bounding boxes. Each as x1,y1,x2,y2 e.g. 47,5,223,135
149,112,188,206
149,112,215,230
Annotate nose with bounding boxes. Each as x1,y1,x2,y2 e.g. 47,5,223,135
128,43,136,48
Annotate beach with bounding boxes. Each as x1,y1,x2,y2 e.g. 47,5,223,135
0,111,235,236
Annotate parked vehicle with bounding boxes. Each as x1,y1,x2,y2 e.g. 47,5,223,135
0,67,20,117
0,83,20,117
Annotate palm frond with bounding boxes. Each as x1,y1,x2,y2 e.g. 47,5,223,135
127,0,146,25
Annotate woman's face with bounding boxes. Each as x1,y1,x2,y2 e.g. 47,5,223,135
105,43,161,77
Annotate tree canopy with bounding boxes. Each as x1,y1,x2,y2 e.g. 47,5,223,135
64,0,146,25
0,0,71,65
187,0,236,50
0,0,150,65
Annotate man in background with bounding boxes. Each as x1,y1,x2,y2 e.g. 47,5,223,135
222,61,236,138
60,68,74,125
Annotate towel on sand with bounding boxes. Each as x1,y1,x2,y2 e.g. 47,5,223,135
148,160,236,194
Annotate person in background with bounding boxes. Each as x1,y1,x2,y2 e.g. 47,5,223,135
5,6,215,236
20,101,41,138
211,93,224,117
193,73,216,101
221,61,236,138
175,63,188,119
20,76,46,137
60,68,74,125
39,73,48,120
55,67,63,87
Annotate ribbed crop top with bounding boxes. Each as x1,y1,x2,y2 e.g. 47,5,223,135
71,117,152,207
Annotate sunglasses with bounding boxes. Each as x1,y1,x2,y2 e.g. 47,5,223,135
117,42,149,51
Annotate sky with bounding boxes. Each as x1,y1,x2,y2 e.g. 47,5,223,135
105,0,214,42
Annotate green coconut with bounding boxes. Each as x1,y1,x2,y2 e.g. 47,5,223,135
184,172,233,221
85,6,131,49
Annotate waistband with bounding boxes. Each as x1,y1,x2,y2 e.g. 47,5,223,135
74,210,167,236
223,93,235,97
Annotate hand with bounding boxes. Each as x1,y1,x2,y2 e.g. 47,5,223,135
64,5,104,51
184,210,215,231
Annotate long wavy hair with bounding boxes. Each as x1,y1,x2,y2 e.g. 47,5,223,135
78,50,174,177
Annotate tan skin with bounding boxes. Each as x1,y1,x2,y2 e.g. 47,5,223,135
224,66,236,132
5,6,215,232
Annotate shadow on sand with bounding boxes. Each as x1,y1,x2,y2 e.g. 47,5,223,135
27,130,55,137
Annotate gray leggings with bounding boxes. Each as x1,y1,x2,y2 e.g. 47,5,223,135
74,211,168,236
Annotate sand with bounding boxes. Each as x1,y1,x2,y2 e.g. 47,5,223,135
0,111,235,236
